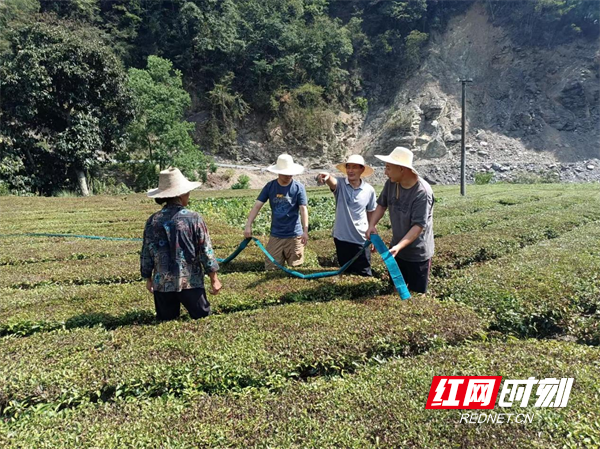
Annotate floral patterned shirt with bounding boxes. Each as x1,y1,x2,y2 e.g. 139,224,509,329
141,205,219,292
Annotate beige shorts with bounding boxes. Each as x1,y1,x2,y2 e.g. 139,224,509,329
265,236,305,270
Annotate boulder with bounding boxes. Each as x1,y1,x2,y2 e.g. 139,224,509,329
424,138,448,159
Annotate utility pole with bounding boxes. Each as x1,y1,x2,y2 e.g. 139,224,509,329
460,78,473,196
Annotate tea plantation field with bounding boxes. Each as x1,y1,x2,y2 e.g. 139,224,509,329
0,184,599,448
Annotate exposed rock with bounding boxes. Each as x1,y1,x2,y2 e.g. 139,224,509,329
338,111,353,125
420,100,445,120
269,126,283,142
558,82,588,117
424,138,448,159
415,135,432,145
388,135,415,146
444,133,461,143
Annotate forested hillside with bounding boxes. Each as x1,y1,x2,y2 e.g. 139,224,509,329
1,0,598,195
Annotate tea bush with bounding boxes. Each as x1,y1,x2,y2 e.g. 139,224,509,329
433,221,600,344
3,340,597,448
0,297,483,417
1,184,598,446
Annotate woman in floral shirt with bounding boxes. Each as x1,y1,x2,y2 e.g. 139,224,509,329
141,168,221,321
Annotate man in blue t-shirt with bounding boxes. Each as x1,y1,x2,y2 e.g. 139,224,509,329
244,154,308,270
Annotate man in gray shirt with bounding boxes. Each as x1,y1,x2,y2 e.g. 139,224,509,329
366,147,434,293
317,155,377,276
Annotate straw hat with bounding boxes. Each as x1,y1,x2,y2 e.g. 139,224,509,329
147,168,202,198
336,154,374,177
267,154,304,176
374,146,419,175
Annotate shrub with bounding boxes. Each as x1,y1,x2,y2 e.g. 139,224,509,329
173,148,212,183
89,178,132,195
222,168,235,181
269,83,337,145
354,97,368,114
474,171,493,185
231,174,250,190
131,161,159,191
384,109,414,135
433,221,600,344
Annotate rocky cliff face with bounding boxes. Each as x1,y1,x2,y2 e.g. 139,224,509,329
229,3,599,183
357,3,599,180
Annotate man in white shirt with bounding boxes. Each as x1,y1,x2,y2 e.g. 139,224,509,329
317,155,377,276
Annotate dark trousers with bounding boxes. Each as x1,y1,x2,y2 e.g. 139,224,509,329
334,238,372,277
153,287,211,321
394,257,432,294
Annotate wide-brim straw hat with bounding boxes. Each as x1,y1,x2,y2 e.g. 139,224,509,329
147,167,202,198
374,146,419,175
336,154,374,177
267,154,304,175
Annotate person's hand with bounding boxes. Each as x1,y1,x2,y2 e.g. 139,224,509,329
210,277,222,295
244,225,252,239
366,225,378,240
316,172,330,185
301,231,309,245
389,244,401,258
145,278,154,294
370,244,376,253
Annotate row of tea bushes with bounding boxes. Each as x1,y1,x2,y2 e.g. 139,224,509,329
432,221,600,344
432,199,600,276
434,188,600,237
0,240,346,290
0,297,483,418
431,185,565,218
0,237,141,266
0,254,142,290
2,340,597,448
0,272,390,337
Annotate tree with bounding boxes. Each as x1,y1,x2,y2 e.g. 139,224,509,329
0,19,135,195
0,0,40,53
126,55,209,187
39,0,100,23
205,72,249,152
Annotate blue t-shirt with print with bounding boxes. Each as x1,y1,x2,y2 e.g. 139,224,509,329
257,179,307,238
